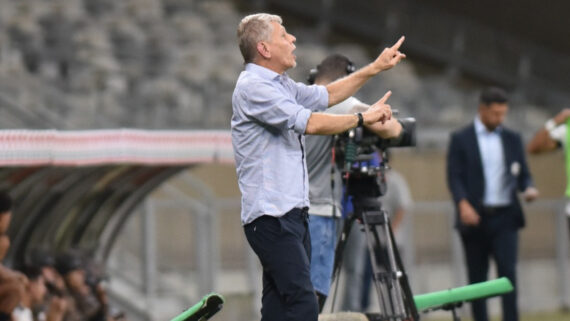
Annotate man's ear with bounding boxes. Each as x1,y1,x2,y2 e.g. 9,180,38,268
257,42,271,59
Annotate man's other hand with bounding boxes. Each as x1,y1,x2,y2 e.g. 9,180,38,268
459,199,481,226
363,91,392,125
523,187,539,202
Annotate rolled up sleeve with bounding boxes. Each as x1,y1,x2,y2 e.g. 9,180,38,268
293,108,312,135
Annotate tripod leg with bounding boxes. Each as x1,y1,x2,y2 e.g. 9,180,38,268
360,206,419,321
451,307,461,321
361,211,392,318
386,214,419,320
363,211,408,318
381,212,407,315
332,215,356,282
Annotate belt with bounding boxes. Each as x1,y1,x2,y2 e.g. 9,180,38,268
481,205,511,215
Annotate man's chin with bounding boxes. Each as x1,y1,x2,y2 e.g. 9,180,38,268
282,59,296,71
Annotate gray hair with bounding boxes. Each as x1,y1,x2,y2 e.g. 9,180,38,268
237,13,282,64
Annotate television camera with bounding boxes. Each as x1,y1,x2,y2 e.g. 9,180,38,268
330,116,419,320
334,116,416,197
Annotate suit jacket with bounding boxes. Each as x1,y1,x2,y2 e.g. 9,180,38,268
446,122,534,233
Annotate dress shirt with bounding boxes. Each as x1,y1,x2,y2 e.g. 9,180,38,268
474,117,511,206
232,63,329,225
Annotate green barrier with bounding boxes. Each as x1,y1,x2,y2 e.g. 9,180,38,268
170,293,224,321
413,277,513,311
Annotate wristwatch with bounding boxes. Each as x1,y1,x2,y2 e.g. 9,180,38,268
545,119,557,132
355,112,364,127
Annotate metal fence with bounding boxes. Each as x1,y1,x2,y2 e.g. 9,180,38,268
106,183,570,320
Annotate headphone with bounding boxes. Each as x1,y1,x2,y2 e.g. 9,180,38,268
307,58,356,85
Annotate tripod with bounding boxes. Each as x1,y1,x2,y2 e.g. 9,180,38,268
331,173,418,321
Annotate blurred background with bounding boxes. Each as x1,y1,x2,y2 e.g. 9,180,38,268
0,0,569,320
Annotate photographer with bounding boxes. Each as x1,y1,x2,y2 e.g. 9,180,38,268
232,13,405,321
305,54,403,310
55,252,107,321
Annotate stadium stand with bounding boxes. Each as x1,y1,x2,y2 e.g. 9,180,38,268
0,0,567,140
1,1,569,320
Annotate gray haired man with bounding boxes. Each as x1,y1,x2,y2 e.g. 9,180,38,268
232,13,405,321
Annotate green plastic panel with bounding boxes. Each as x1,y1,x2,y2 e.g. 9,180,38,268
170,293,224,321
414,277,513,311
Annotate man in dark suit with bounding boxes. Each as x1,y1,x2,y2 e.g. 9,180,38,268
446,87,539,321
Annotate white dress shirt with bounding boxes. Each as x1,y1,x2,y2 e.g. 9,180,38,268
474,117,511,206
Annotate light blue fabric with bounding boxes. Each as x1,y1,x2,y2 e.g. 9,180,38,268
308,215,337,295
232,63,329,225
474,117,511,206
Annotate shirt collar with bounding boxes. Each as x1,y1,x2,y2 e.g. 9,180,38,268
245,63,288,82
474,116,502,134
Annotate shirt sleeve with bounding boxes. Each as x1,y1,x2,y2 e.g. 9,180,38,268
238,81,312,134
293,82,329,112
327,97,366,115
549,124,566,146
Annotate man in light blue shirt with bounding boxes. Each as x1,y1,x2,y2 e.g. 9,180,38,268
447,87,538,321
232,13,406,321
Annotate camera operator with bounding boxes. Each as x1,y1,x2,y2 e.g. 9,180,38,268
305,54,403,310
232,13,405,321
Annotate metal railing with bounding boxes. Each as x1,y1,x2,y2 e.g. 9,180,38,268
106,190,570,321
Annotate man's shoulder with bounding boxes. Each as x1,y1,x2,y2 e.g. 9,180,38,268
236,70,270,87
499,127,525,150
234,70,276,99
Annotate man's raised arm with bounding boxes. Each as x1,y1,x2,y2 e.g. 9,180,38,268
326,36,406,106
527,108,570,154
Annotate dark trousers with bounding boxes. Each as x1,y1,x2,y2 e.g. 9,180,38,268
460,207,519,321
244,208,318,321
